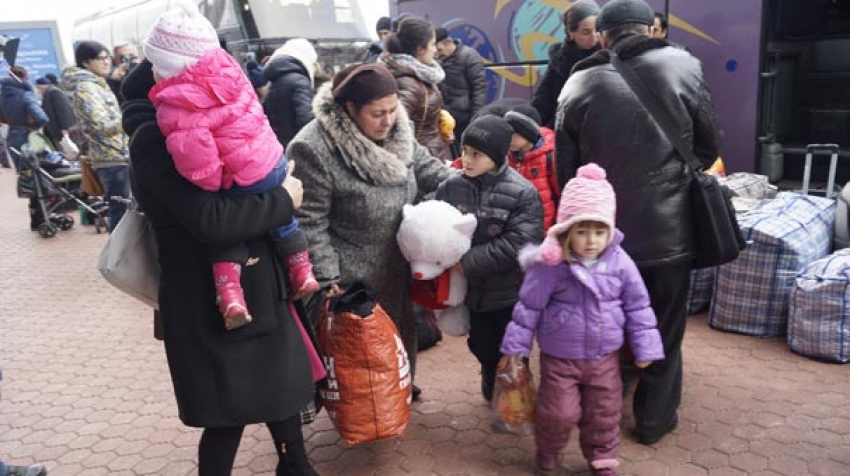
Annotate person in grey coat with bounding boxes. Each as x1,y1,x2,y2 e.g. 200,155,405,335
288,63,453,400
556,0,722,446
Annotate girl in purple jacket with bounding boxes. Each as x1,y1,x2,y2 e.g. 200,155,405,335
500,163,664,476
143,2,318,330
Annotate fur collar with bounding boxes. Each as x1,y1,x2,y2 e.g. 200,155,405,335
572,34,670,74
312,82,415,185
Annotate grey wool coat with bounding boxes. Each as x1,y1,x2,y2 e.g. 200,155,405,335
288,83,453,375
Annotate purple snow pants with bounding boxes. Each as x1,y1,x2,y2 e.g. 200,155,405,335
534,351,622,465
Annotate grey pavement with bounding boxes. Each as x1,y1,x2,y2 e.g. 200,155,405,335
0,168,849,475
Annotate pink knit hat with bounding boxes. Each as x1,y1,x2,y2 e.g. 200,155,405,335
143,1,220,79
539,163,616,265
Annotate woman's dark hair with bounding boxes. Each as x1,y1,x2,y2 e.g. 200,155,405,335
74,41,108,68
563,0,600,33
654,12,668,30
384,17,434,56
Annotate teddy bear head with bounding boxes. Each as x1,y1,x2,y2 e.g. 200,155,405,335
397,200,477,280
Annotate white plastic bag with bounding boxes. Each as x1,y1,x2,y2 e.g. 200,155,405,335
60,134,79,160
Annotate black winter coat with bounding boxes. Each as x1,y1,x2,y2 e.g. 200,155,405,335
435,163,544,312
122,61,313,428
263,56,315,146
531,41,599,128
41,86,76,146
556,34,722,268
438,41,488,126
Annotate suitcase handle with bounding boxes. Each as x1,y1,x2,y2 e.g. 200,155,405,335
802,143,840,199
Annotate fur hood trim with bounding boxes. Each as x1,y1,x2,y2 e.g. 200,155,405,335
312,82,414,185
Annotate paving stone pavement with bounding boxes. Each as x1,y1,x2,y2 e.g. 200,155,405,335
0,169,849,476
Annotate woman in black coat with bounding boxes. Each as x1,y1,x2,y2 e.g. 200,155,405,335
531,0,601,128
121,60,319,476
263,39,318,146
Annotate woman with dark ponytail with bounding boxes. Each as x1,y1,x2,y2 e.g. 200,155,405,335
381,17,452,162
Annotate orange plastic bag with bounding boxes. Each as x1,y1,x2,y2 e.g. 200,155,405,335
491,355,536,436
317,285,412,445
705,157,726,177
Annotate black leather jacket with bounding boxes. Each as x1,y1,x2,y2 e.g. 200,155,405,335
436,163,543,312
555,34,722,268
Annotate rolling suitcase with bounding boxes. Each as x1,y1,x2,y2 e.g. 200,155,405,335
799,143,839,199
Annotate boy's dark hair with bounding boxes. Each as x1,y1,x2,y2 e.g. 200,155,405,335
385,17,434,56
376,16,392,33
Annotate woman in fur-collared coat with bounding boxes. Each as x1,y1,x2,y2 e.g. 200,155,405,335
288,63,453,394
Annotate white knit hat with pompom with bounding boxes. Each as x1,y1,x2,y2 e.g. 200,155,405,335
143,0,220,79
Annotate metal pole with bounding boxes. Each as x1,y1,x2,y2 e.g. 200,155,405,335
665,0,670,18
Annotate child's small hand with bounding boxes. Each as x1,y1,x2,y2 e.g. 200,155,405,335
635,361,652,369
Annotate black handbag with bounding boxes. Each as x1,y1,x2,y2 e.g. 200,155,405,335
611,53,745,269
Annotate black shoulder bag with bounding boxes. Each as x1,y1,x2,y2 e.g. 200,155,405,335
611,53,745,269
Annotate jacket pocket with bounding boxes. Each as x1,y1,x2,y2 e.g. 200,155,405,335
476,208,510,241
539,308,572,336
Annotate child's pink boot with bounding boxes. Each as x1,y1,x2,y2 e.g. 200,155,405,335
287,250,319,300
213,262,252,330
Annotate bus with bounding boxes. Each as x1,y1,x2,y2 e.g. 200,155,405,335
72,0,374,75
391,0,850,183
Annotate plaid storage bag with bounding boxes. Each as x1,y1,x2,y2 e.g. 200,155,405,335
788,249,850,363
687,267,716,315
718,172,778,200
709,192,836,337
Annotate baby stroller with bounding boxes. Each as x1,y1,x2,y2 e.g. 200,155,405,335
9,131,108,238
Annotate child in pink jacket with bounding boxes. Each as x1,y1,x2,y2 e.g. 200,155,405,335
144,2,318,330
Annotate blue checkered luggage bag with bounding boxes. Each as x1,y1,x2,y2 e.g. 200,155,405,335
687,267,716,315
788,249,850,363
709,192,836,337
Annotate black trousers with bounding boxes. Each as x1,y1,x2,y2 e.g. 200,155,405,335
632,262,691,436
468,306,513,384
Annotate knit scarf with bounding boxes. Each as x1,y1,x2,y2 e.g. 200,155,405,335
385,53,446,85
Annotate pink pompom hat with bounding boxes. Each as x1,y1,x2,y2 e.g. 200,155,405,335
539,163,616,264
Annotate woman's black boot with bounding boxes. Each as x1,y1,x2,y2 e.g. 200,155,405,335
272,416,320,476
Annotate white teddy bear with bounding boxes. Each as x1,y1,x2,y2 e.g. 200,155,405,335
397,200,477,336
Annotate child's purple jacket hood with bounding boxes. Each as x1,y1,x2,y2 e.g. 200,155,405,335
501,230,664,362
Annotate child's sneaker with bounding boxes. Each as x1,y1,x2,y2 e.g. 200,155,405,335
535,452,559,475
287,250,319,300
217,285,252,330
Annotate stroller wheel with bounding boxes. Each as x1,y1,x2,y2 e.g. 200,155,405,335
57,214,74,231
38,222,58,238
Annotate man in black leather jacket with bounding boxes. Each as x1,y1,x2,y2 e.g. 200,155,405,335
555,0,722,446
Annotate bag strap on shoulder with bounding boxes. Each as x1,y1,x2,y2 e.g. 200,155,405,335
610,53,704,173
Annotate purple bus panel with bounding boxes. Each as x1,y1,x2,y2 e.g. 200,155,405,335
391,0,762,173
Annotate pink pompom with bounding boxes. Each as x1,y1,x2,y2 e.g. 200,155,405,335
539,238,563,266
577,163,606,180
